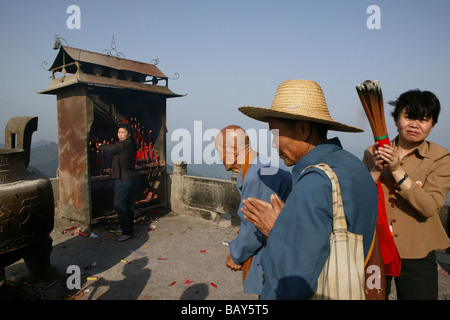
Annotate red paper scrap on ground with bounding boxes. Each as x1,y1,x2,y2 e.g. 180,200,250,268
157,258,166,260
185,280,193,284
169,281,176,286
200,250,206,253
62,226,76,234
75,230,89,237
210,282,217,288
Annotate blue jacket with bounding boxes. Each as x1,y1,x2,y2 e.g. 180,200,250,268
229,155,292,294
260,138,378,299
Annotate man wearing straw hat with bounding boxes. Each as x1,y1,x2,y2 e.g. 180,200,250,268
239,79,378,299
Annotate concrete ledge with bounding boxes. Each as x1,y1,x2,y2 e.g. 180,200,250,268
168,161,241,226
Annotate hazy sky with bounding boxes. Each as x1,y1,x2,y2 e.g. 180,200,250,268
1,0,449,162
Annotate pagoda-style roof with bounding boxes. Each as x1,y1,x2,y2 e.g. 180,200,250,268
38,46,182,97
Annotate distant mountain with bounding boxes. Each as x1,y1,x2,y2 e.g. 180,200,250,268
29,140,59,178
0,140,59,178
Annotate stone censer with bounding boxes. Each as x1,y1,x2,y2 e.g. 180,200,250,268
0,116,56,288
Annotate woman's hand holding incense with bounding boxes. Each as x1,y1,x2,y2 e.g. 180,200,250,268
242,194,284,237
371,143,411,190
378,144,412,190
377,144,400,172
370,143,401,182
369,143,385,182
371,143,385,172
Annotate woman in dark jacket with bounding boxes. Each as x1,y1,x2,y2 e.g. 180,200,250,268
98,123,137,242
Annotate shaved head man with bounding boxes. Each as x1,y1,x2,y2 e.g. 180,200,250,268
215,125,292,296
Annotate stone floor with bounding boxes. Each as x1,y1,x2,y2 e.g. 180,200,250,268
1,210,449,301
1,210,258,300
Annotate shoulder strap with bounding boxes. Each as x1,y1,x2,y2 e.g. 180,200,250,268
301,163,348,232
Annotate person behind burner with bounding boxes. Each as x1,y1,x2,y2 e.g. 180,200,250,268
214,125,292,296
362,89,450,299
98,123,138,242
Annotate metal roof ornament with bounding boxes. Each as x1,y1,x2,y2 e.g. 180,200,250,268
53,35,69,50
102,35,125,59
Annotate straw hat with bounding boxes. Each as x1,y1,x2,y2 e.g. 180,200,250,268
239,79,363,133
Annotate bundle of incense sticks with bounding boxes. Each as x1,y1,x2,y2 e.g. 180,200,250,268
356,80,390,147
356,81,402,277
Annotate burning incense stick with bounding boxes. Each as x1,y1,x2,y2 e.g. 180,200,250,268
356,80,390,147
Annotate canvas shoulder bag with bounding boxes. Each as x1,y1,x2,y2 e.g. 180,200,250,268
302,163,365,300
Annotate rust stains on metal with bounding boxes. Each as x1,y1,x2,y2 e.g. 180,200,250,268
56,87,91,219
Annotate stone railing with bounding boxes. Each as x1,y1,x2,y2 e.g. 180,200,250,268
168,161,241,227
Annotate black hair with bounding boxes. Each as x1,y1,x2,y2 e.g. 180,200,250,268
389,89,440,124
118,122,132,134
